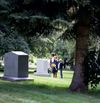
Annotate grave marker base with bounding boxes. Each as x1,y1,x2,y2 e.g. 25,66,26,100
2,76,33,81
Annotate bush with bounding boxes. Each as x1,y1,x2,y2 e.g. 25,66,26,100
84,50,100,89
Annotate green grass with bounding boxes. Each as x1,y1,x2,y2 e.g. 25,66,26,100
0,70,100,103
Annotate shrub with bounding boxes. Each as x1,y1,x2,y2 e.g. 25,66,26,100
84,50,100,89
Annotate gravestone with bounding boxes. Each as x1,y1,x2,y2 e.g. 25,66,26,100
35,59,50,76
3,51,30,81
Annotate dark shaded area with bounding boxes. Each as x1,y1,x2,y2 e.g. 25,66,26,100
0,79,68,95
8,0,69,19
84,50,100,89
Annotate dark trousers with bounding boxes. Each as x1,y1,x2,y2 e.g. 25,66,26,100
59,69,63,78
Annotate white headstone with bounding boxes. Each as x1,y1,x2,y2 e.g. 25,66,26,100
3,51,30,81
35,59,50,76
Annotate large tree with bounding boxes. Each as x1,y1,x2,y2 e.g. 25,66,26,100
67,0,100,92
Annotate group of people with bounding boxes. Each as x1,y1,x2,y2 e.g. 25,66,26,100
50,53,64,78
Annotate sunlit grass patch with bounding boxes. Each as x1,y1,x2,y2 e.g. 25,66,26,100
0,70,100,103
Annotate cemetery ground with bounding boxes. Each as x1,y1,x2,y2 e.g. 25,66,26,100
0,70,100,103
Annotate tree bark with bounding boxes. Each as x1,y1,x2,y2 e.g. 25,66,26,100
69,25,89,92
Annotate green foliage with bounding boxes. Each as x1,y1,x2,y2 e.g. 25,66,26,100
53,39,75,60
76,0,91,6
0,28,30,56
9,15,53,37
84,50,100,89
28,36,54,57
29,54,34,63
0,0,9,9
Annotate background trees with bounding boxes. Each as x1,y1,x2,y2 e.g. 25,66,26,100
0,0,73,58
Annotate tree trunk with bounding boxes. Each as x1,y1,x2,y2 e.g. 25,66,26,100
69,25,89,92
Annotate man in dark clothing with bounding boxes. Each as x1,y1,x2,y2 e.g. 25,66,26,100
58,59,64,78
63,58,67,69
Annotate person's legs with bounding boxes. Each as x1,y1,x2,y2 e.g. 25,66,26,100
53,72,57,78
52,67,58,78
52,68,55,78
53,73,55,78
60,69,63,78
55,72,57,78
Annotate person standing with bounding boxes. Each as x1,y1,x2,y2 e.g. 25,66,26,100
58,59,64,78
63,58,67,69
50,53,58,78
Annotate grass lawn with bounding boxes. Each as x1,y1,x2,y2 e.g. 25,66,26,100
0,70,100,103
